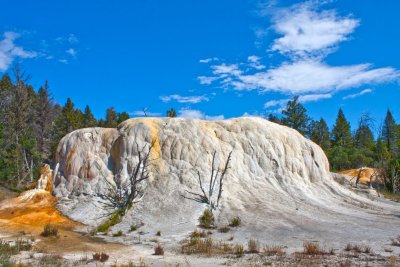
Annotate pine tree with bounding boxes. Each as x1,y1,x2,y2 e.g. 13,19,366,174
166,108,177,118
117,111,130,123
382,109,398,157
83,105,98,127
309,118,331,151
281,96,310,135
332,108,353,147
35,81,55,161
105,107,118,127
267,113,280,124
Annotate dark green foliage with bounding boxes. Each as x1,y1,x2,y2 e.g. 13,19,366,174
267,113,280,123
281,96,310,135
309,118,331,151
117,111,130,123
332,108,353,147
382,110,398,157
83,105,98,127
166,108,177,118
105,107,119,127
199,209,215,229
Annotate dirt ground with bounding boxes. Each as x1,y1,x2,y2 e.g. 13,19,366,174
1,186,400,266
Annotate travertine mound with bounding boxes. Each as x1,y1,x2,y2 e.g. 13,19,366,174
52,117,400,246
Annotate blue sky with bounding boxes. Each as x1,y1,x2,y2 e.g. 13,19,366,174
1,0,399,131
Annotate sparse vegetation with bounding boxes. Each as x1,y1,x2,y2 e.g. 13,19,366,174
390,255,397,267
93,252,110,262
181,237,239,256
264,245,286,256
199,209,215,229
344,243,371,254
234,244,244,257
97,209,124,233
0,239,32,266
303,242,323,255
38,254,64,267
156,230,161,236
154,244,164,255
190,230,208,238
41,223,59,237
229,216,241,227
247,239,260,253
113,230,123,237
218,226,230,233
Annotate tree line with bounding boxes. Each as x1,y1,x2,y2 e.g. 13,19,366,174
0,69,130,189
269,96,400,192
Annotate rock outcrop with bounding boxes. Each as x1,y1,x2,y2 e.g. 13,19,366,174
52,117,400,244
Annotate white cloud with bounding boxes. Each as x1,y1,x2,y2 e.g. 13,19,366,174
199,57,219,63
247,55,266,70
179,108,224,121
208,60,399,94
198,76,219,85
160,94,209,104
342,88,373,100
66,48,77,57
271,1,359,58
298,93,332,102
129,110,161,117
264,99,289,108
0,31,37,71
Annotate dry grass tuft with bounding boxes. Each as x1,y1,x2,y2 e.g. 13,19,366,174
247,239,260,254
190,230,208,238
264,245,286,256
41,223,58,237
389,256,397,267
303,242,321,255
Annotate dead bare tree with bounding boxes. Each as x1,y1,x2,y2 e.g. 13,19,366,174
182,150,233,211
99,140,154,215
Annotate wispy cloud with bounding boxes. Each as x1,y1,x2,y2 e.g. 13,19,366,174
199,1,399,100
342,88,373,100
179,108,224,120
264,93,332,109
0,31,37,71
270,1,359,59
66,48,77,57
199,57,219,63
160,94,209,104
129,110,162,117
207,60,398,94
55,33,79,44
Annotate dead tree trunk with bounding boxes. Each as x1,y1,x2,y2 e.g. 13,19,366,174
182,150,233,211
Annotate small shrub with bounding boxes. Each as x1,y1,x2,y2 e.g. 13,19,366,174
41,223,58,237
130,224,137,232
93,252,109,262
218,226,230,233
344,243,352,251
264,245,285,256
38,254,64,266
303,242,322,255
229,216,241,227
363,245,372,254
97,209,124,233
190,230,207,238
247,239,259,253
227,236,234,241
113,230,123,237
234,244,244,257
199,209,215,229
156,231,161,236
154,244,164,255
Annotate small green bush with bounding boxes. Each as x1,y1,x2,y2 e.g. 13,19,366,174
229,216,241,227
112,230,123,237
218,226,230,233
199,209,214,229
